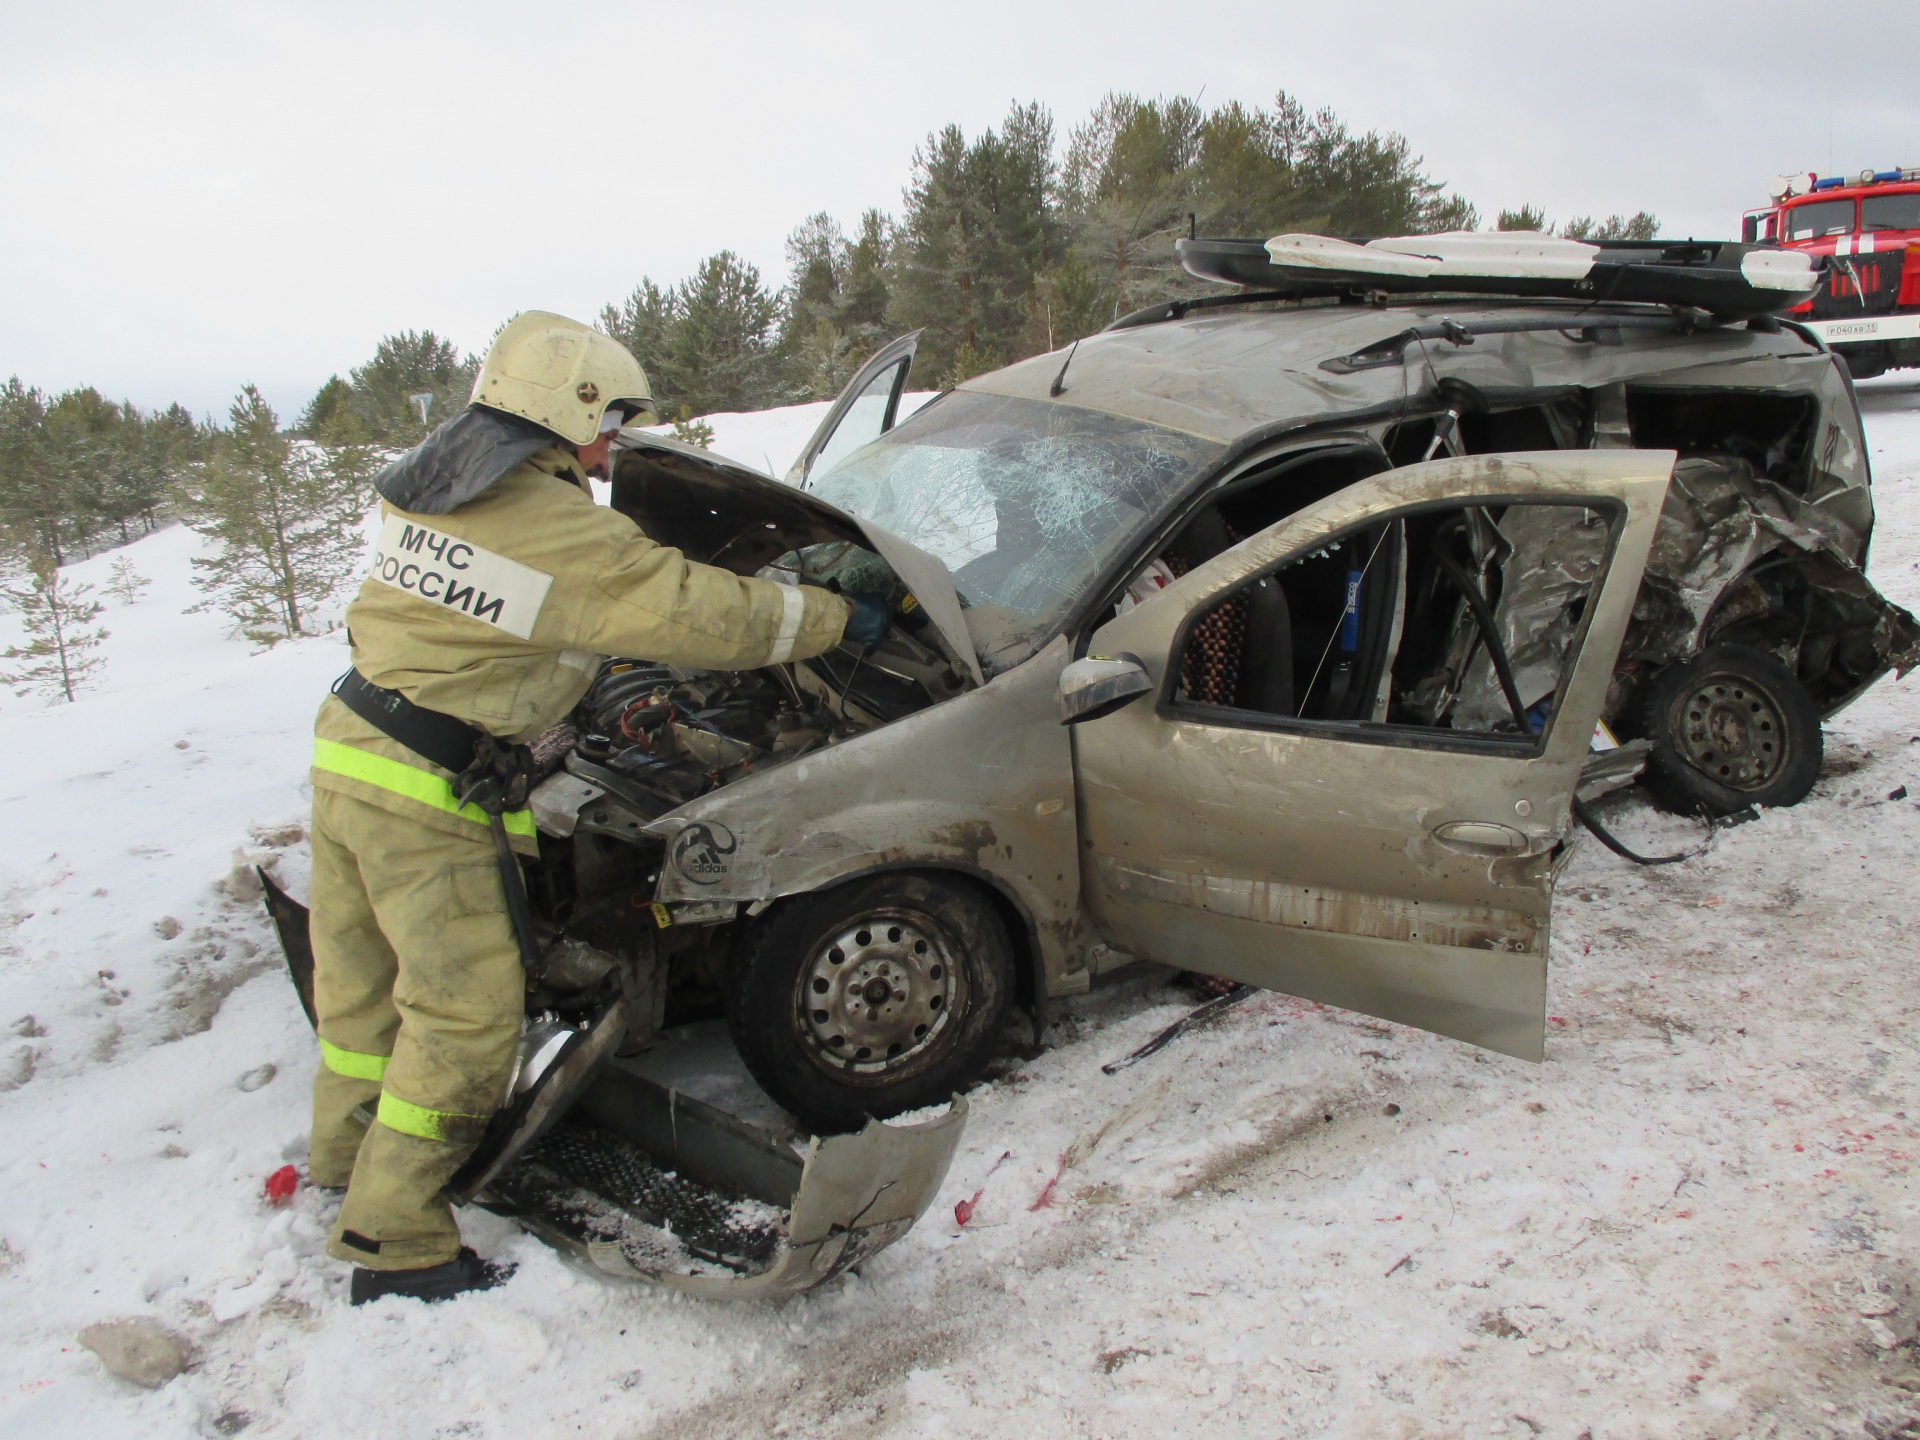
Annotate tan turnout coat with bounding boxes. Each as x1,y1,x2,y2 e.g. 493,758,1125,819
311,447,849,850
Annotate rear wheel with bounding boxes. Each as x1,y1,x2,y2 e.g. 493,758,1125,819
1641,643,1822,815
726,874,1013,1134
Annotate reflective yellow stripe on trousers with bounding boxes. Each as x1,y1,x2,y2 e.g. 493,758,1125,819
320,1038,389,1082
324,1046,485,1142
311,738,536,838
377,1091,486,1144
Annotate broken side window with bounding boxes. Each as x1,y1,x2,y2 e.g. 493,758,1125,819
1168,500,1615,749
1626,388,1818,494
1382,397,1588,464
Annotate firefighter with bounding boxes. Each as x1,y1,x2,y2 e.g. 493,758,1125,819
307,312,888,1304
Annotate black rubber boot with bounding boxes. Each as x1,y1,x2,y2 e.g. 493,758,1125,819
349,1247,515,1306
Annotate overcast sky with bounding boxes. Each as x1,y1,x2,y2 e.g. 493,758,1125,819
4,0,1917,421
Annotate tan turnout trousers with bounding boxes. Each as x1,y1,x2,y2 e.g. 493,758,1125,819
307,788,524,1269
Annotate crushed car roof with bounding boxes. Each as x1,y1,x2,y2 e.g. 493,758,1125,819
960,301,1833,446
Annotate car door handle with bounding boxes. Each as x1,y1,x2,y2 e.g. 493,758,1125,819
1431,821,1529,855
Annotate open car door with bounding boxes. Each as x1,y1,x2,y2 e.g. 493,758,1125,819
1070,450,1672,1061
787,332,920,488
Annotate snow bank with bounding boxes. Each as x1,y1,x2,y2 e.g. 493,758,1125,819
1,386,1917,1439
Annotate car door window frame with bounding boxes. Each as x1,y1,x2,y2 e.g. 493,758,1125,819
788,331,922,488
1064,437,1393,645
1158,492,1628,759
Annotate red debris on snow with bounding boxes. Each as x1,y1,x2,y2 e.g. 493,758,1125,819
954,1150,1010,1226
1030,1154,1070,1211
263,1164,298,1208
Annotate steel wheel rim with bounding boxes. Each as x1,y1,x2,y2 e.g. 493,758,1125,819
794,908,965,1082
1671,670,1790,791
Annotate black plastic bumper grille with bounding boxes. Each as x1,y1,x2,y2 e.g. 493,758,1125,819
491,1119,784,1271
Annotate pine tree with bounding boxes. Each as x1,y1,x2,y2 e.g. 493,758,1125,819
1498,205,1551,233
776,209,897,400
1060,94,1208,323
182,386,370,645
146,403,207,528
599,279,678,392
0,378,69,565
893,102,1061,385
779,212,857,400
1562,211,1660,241
346,332,477,443
1057,91,1482,331
670,414,716,449
298,376,355,437
667,252,782,416
0,382,195,564
104,554,150,604
41,388,122,558
1,551,107,702
95,401,188,545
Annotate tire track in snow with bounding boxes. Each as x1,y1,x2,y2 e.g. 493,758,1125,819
634,1043,1369,1440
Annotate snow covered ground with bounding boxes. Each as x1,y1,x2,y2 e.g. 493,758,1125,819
3,384,1919,1440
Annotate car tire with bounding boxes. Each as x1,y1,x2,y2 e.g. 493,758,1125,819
726,873,1014,1134
1641,643,1822,816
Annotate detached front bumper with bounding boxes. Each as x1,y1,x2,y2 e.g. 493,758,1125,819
485,1059,967,1298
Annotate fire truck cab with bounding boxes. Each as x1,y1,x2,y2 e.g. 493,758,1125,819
1746,168,1920,378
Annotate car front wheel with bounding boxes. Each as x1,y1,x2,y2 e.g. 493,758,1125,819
726,873,1014,1134
1641,643,1822,815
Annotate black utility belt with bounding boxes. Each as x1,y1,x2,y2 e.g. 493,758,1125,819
331,669,488,775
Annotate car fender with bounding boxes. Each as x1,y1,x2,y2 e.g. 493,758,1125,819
644,636,1091,996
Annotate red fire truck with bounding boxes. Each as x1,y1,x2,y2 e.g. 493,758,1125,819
1744,168,1920,378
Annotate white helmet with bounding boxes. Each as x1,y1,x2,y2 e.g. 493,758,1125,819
471,310,658,445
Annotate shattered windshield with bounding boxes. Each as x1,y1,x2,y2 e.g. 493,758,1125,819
809,391,1221,667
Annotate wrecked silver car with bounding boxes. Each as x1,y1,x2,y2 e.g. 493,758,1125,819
272,234,1918,1294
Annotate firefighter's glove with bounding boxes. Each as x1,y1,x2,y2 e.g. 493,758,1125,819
841,593,893,650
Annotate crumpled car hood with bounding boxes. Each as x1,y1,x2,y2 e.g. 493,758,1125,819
609,431,982,685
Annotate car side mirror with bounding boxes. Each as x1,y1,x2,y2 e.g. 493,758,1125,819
1058,654,1153,725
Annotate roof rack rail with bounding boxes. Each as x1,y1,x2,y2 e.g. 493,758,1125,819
1105,289,1309,332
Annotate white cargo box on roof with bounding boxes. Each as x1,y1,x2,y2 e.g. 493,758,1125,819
1175,231,1820,319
